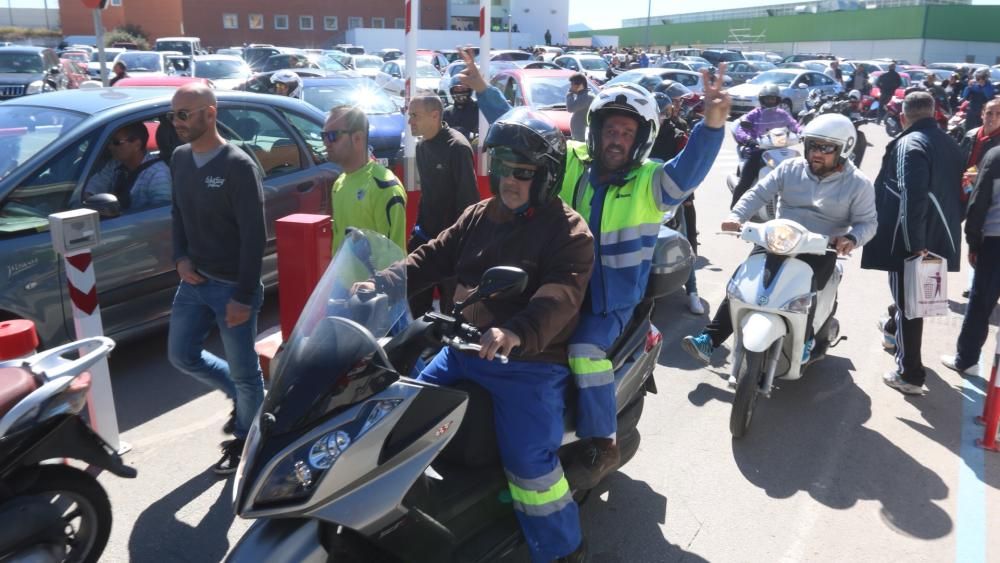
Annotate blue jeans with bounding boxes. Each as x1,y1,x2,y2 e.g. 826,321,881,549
167,280,264,439
956,237,1000,370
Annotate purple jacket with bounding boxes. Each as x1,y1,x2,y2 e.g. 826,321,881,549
733,107,800,147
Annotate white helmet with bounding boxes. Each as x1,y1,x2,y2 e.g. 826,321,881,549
270,69,303,99
587,83,660,169
847,89,861,101
801,113,856,162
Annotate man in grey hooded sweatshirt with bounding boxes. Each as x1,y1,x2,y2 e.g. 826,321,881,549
565,73,594,142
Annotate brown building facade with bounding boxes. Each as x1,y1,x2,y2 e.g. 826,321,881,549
59,0,447,49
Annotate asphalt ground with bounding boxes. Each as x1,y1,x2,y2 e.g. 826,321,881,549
95,121,999,562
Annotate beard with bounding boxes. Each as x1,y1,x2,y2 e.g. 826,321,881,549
809,157,839,177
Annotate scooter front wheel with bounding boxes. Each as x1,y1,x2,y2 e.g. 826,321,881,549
730,351,766,439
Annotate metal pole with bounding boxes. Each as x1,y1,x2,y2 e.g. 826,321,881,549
43,0,49,30
7,0,13,27
404,0,418,193
644,0,652,51
507,0,512,50
93,10,108,86
478,0,491,177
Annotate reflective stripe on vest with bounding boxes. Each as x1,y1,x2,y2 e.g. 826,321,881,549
506,466,574,517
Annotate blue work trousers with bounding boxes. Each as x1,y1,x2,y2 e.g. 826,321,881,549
167,280,264,439
569,308,632,440
418,347,581,562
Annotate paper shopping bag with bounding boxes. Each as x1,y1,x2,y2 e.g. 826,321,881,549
903,252,948,319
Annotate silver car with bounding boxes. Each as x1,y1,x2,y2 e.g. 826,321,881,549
0,88,338,346
727,69,843,115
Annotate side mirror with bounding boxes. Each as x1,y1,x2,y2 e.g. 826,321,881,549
797,82,808,89
83,193,121,218
455,266,529,313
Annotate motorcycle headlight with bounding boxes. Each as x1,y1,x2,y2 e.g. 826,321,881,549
254,399,402,506
765,223,804,254
780,292,815,314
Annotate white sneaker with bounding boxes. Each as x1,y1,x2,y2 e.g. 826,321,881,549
688,293,705,315
940,355,980,376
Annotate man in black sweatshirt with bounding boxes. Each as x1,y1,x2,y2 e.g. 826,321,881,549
166,83,267,476
407,94,480,315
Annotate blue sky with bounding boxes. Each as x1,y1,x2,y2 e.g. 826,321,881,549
569,0,1000,30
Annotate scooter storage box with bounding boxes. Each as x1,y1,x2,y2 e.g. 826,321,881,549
646,226,694,300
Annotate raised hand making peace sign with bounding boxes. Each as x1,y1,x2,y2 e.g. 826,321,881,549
699,62,733,129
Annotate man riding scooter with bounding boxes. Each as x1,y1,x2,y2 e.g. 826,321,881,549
455,48,729,489
730,83,800,207
682,113,877,367
364,107,594,562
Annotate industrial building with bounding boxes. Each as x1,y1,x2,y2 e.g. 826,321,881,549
571,0,1000,65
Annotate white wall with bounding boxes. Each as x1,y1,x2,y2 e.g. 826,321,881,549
922,39,1000,65
700,38,1000,65
347,28,534,52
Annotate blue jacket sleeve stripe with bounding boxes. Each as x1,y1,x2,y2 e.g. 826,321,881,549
656,121,724,208
477,86,512,125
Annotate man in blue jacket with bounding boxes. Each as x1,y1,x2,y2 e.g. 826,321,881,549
861,91,964,396
455,49,729,487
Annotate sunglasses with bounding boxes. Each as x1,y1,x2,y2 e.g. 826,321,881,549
166,106,209,122
807,142,839,155
491,161,537,181
110,136,136,146
322,129,354,143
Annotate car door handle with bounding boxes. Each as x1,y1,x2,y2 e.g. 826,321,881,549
296,182,315,193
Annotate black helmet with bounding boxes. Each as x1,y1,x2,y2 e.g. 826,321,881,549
449,75,472,97
653,91,672,114
482,107,566,208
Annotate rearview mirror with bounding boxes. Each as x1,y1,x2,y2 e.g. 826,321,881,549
454,266,529,314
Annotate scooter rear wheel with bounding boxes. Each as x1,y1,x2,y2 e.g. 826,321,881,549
730,351,766,439
17,465,112,563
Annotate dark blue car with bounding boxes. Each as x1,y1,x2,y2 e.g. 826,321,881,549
0,87,338,346
300,76,405,168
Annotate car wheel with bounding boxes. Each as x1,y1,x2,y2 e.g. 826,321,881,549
781,99,794,114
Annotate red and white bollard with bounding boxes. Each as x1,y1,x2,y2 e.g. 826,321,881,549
975,332,1000,452
49,209,126,454
477,0,492,180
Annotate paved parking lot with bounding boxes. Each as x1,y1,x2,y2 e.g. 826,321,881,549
96,122,999,562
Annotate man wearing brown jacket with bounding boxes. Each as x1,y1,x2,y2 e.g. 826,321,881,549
374,107,592,562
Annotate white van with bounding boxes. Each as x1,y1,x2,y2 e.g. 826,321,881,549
154,37,204,56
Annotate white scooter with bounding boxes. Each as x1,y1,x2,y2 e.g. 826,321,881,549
726,127,801,222
725,219,844,438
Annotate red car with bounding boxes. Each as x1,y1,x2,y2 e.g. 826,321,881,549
59,58,90,89
112,76,214,88
489,68,600,137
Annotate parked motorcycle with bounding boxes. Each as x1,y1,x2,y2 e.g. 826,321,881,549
882,91,948,137
948,99,969,143
227,227,692,562
725,219,844,438
0,336,136,562
727,126,802,221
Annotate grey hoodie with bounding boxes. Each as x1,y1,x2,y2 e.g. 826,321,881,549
729,157,878,245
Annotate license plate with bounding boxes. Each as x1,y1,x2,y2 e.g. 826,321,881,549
377,158,389,167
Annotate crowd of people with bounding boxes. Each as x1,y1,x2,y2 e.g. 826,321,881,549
148,41,1000,560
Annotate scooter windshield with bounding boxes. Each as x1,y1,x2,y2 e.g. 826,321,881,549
263,229,408,435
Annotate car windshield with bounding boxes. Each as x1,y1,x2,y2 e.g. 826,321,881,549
749,71,796,86
447,62,467,76
579,57,609,71
526,76,597,107
400,62,441,78
353,56,383,69
0,53,43,73
194,59,249,79
118,53,161,72
755,62,776,71
156,41,192,55
303,81,398,114
263,229,408,435
661,82,693,99
687,62,712,71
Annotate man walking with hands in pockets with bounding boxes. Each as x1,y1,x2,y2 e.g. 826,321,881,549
167,83,267,475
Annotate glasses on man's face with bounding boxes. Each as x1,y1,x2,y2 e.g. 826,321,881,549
322,129,353,143
452,94,470,102
491,161,537,181
807,142,838,155
110,136,136,147
166,106,209,122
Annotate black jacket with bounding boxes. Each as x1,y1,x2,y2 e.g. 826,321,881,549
966,145,1000,252
861,117,964,272
876,70,902,101
414,124,480,240
959,126,1000,168
442,102,480,140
